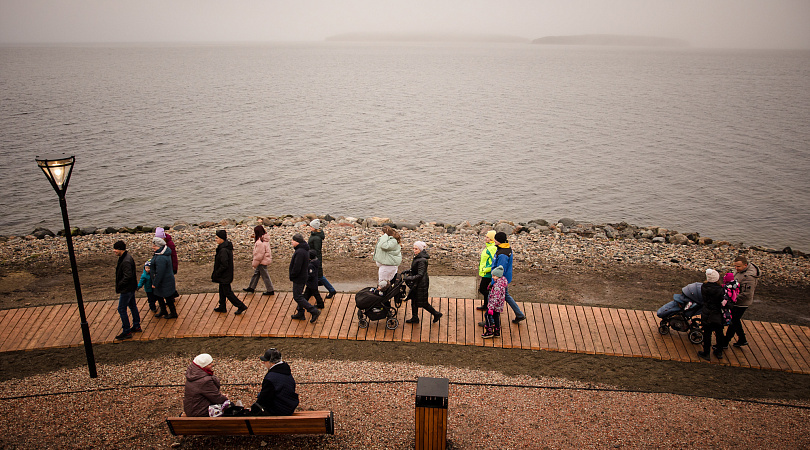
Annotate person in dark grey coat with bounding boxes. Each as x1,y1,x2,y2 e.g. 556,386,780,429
151,237,178,319
211,230,247,315
113,240,140,340
252,348,299,416
184,353,228,417
698,269,725,361
403,241,442,324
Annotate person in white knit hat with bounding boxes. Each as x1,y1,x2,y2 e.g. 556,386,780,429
183,353,228,417
698,269,725,361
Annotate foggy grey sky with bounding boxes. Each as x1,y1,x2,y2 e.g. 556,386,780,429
1,0,809,49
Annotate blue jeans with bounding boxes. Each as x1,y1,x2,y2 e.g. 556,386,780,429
318,275,336,294
118,291,140,333
504,288,524,317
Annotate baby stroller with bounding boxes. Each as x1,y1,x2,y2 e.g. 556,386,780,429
657,282,704,344
355,272,407,330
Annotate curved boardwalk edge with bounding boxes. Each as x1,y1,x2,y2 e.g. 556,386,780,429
1,293,809,375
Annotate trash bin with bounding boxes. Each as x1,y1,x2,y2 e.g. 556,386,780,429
415,377,448,450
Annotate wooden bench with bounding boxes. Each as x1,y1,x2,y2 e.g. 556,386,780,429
166,410,335,436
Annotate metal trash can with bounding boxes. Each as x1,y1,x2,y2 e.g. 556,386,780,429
415,377,448,450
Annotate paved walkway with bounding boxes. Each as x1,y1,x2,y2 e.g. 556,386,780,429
2,292,809,374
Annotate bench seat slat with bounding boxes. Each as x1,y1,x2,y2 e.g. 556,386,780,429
167,411,334,436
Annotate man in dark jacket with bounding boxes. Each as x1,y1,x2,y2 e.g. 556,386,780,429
404,241,442,324
211,230,247,315
308,219,337,299
698,269,725,361
722,255,760,348
253,348,299,416
113,240,140,340
289,234,320,322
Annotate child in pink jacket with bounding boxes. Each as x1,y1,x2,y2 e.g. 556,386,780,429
483,266,507,338
244,225,275,295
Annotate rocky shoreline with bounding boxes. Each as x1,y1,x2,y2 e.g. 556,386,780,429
2,214,808,286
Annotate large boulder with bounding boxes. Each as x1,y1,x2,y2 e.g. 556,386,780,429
494,222,515,235
603,224,617,239
558,217,577,227
668,233,690,245
363,217,391,227
32,228,55,239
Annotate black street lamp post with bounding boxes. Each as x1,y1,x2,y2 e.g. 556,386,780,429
35,155,97,378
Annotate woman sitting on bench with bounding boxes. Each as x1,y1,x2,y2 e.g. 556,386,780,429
251,348,299,416
184,353,229,417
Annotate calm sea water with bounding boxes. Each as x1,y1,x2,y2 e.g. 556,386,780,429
1,43,809,251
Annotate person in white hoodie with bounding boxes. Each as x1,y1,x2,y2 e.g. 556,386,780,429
244,225,275,296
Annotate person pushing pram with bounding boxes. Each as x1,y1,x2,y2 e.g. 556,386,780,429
657,280,705,344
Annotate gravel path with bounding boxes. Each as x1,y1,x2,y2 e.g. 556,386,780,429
2,356,808,449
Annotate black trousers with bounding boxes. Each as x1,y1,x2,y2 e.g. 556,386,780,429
218,283,246,309
723,305,748,345
478,276,490,307
703,321,724,355
292,282,317,314
305,285,323,305
411,299,439,318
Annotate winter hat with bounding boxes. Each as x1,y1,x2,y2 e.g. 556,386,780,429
494,232,508,244
152,237,166,247
260,348,282,363
216,229,227,240
144,259,152,267
253,225,266,241
309,249,318,259
491,265,505,278
113,240,126,250
309,219,321,230
413,241,427,251
292,233,306,244
155,227,166,239
723,272,735,283
193,353,213,368
485,230,496,240
705,269,720,283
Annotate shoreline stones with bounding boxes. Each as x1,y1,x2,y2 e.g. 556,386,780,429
1,214,809,287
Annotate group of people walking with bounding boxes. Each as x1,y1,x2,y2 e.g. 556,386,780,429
699,256,760,361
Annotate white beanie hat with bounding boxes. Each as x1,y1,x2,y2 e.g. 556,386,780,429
153,237,166,247
309,219,321,230
705,269,720,283
193,353,213,367
413,241,427,251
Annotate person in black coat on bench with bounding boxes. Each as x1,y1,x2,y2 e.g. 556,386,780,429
252,348,299,416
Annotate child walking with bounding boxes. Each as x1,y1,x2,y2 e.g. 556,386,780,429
306,249,325,309
136,259,158,313
483,265,507,338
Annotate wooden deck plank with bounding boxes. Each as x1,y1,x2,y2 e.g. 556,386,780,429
95,299,124,344
246,293,275,337
580,306,604,355
234,294,261,337
608,308,634,358
467,299,479,347
761,321,803,373
787,325,810,370
672,321,699,363
419,302,432,343
6,307,44,352
437,298,449,345
257,293,283,337
0,309,13,348
499,305,514,349
338,294,358,340
547,304,567,352
524,303,541,351
573,305,595,354
771,322,810,372
564,305,584,353
531,303,550,350
517,303,532,350
538,304,556,351
23,306,59,351
445,298,457,345
558,305,578,352
597,307,622,357
632,310,661,360
747,321,785,371
173,293,203,338
734,320,766,370
44,304,79,348
626,309,652,358
324,294,346,340
67,302,97,346
32,304,70,349
619,309,644,358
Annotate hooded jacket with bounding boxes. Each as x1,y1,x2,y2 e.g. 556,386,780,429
373,234,402,267
115,251,137,293
404,249,430,305
308,230,326,278
734,262,760,307
252,234,273,268
489,243,513,283
478,241,498,278
183,362,228,417
151,246,176,298
254,362,299,416
289,241,311,284
212,240,235,284
307,256,321,290
701,281,725,325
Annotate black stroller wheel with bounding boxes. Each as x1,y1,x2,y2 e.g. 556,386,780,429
658,320,670,335
386,317,399,330
688,329,704,344
358,318,369,328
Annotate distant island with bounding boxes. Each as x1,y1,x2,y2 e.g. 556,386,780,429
325,32,529,43
532,34,689,47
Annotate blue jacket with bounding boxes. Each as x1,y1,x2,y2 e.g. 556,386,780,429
152,246,176,298
489,244,513,284
137,269,153,293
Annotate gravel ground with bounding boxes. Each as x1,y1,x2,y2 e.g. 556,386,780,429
1,355,809,449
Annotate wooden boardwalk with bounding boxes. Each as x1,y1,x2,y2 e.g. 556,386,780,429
2,292,810,374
